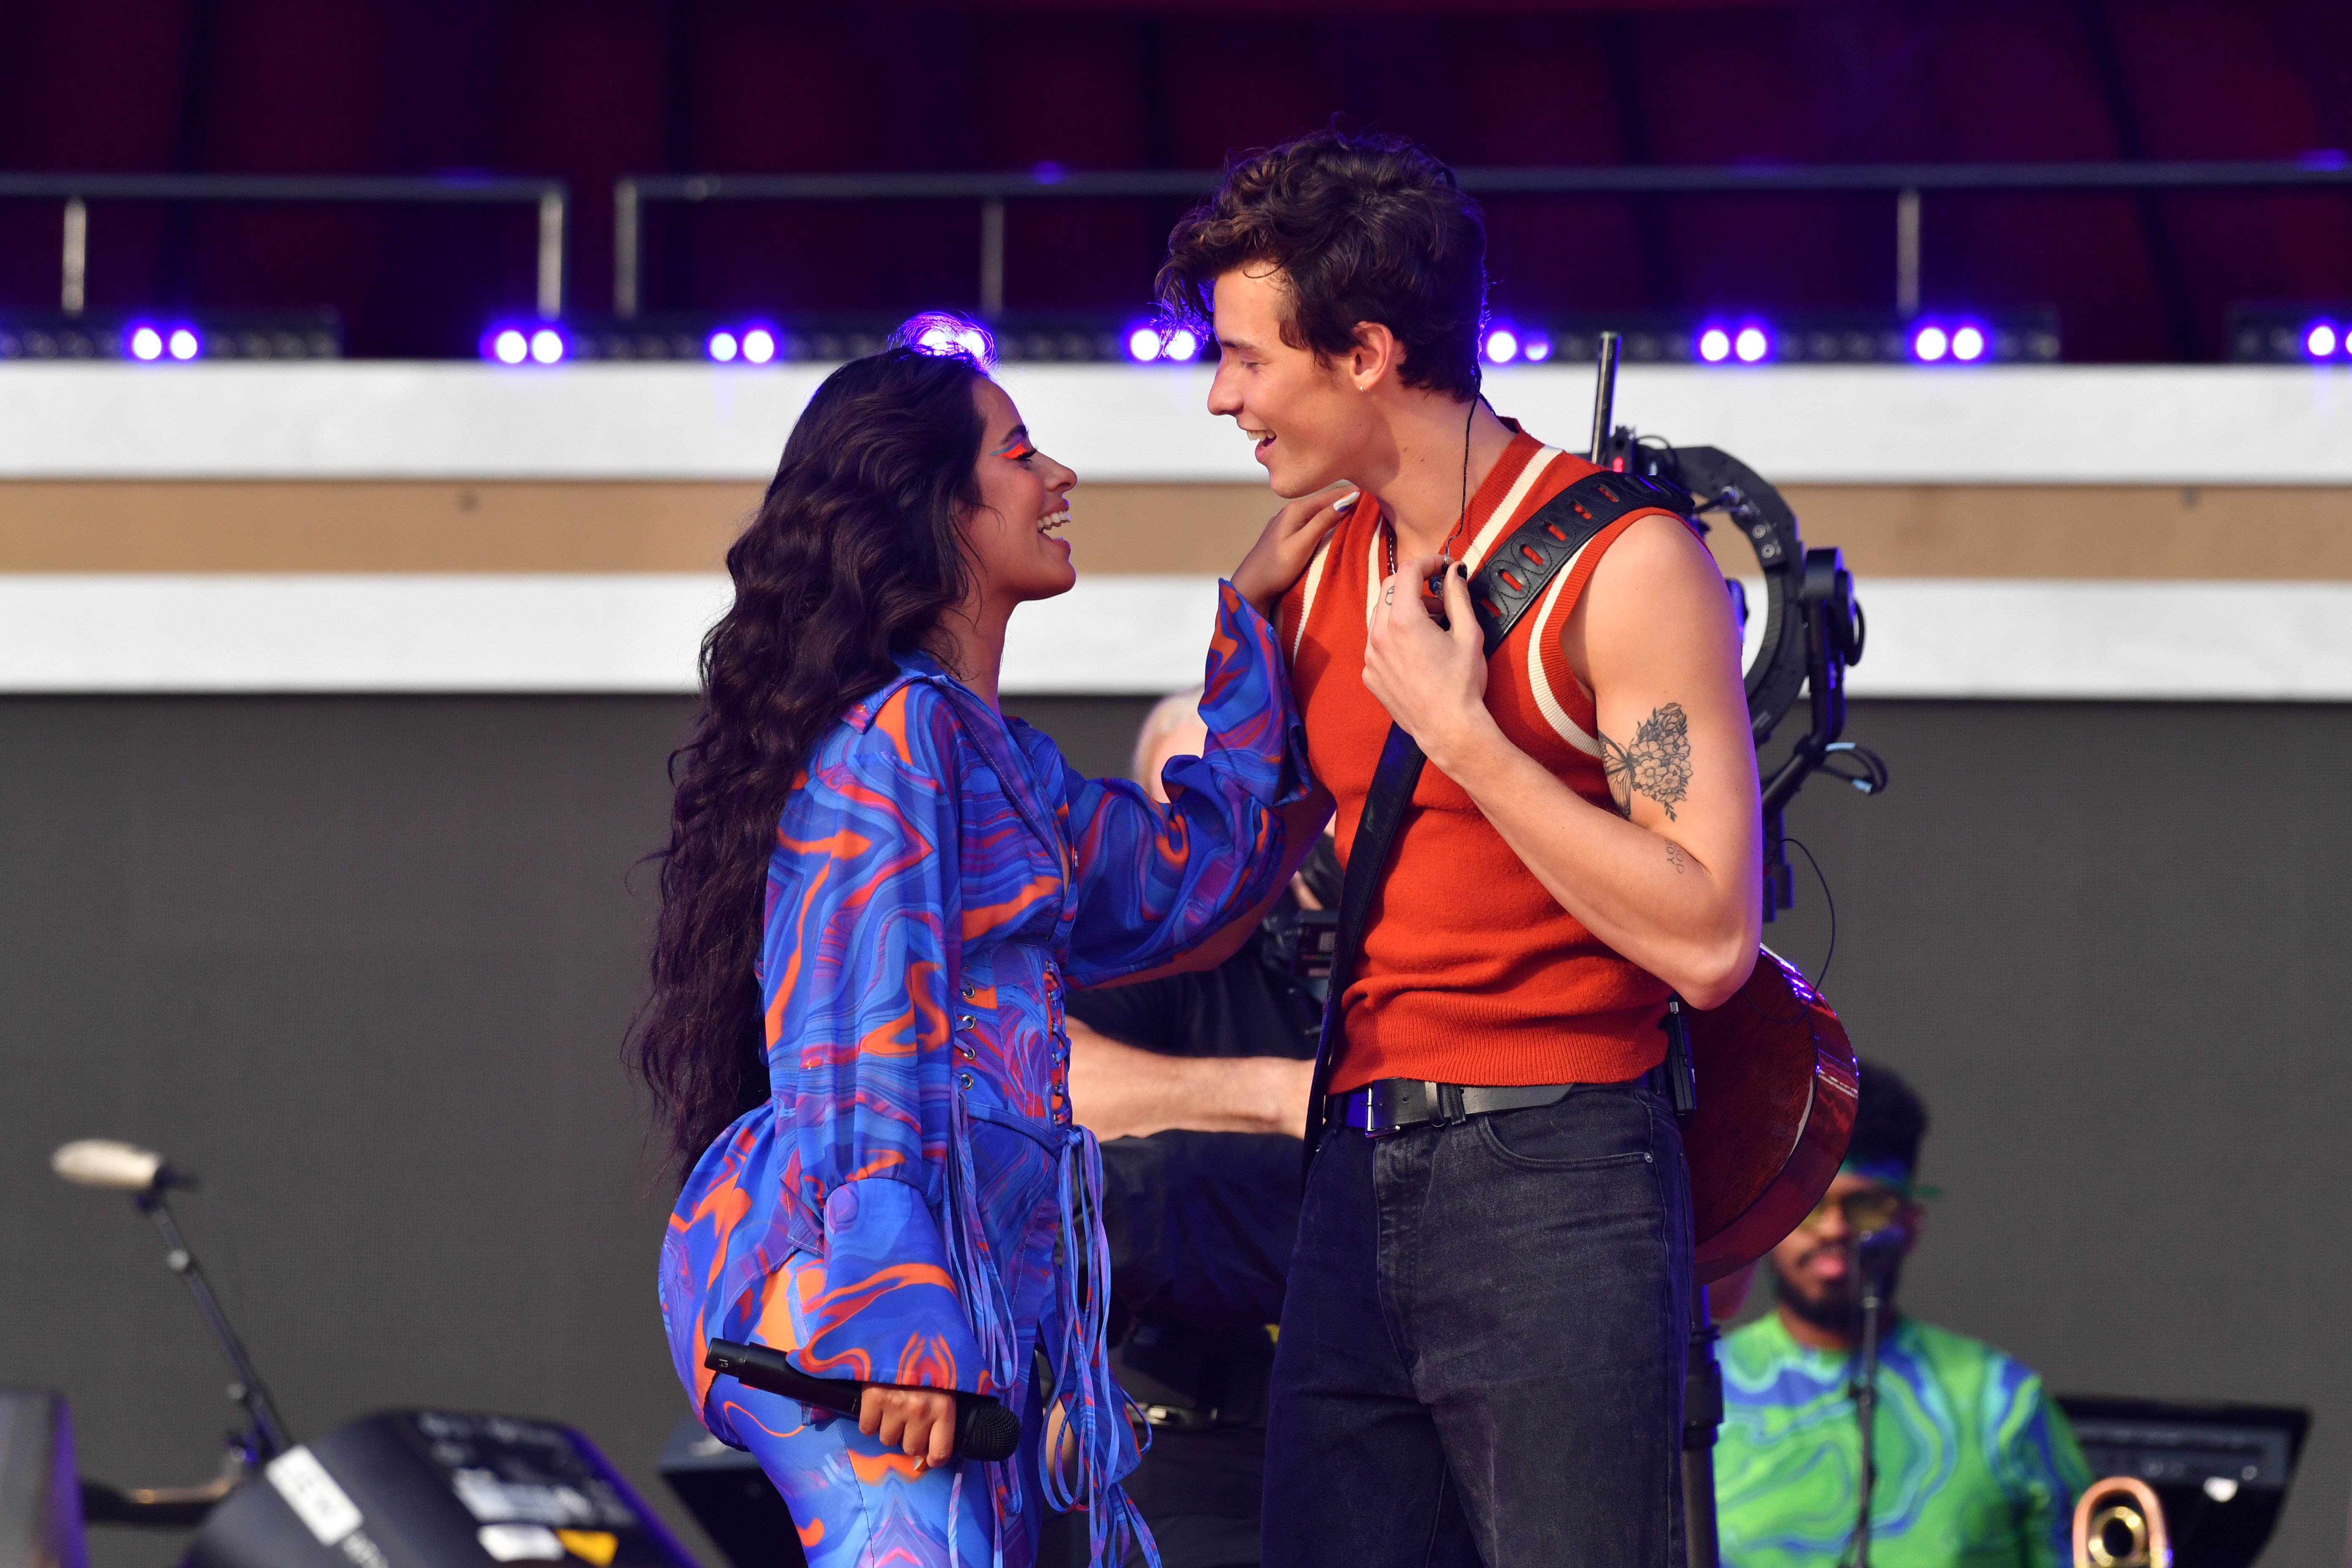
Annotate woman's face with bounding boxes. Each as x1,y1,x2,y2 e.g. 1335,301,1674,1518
964,377,1078,607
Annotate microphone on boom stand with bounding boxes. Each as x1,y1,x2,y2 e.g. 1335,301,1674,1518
1844,1224,1908,1568
51,1138,292,1464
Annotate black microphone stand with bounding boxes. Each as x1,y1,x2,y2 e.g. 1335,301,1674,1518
1682,1281,1726,1568
1844,1235,1894,1568
133,1181,292,1465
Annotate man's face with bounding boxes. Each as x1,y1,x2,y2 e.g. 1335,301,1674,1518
1769,1171,1919,1328
1203,266,1383,499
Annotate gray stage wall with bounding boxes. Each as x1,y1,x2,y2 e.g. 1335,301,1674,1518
2,695,2347,1568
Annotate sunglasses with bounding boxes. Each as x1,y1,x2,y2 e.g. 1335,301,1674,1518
1797,1188,1910,1236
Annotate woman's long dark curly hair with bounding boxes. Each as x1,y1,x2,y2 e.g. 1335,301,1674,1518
634,345,989,1172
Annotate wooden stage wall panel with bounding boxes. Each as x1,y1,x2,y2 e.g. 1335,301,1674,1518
2,481,2349,579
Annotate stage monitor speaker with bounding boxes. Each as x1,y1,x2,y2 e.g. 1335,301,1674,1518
2056,1396,2308,1568
0,1388,88,1568
186,1411,697,1568
656,1419,804,1568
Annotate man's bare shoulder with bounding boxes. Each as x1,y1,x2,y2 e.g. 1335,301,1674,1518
1564,510,1737,675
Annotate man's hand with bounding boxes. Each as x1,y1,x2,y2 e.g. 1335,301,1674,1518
858,1383,958,1471
1382,514,1759,1007
1361,554,1495,773
1230,488,1356,618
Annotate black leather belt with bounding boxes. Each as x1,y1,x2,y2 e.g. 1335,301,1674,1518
1331,1068,1663,1138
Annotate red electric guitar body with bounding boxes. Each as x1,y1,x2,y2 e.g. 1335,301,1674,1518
1683,947,1859,1283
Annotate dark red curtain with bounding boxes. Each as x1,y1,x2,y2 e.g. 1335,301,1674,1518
0,0,2344,358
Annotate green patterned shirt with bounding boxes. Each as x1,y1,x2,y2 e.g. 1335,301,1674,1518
1715,1313,2090,1568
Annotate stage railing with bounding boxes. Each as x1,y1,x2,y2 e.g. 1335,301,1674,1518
613,156,2352,321
0,173,569,321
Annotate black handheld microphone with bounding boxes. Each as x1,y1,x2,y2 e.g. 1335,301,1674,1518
704,1338,1021,1463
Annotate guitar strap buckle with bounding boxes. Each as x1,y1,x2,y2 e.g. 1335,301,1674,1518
1661,997,1698,1128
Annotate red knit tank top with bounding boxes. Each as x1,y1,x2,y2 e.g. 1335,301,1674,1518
1278,430,1681,1091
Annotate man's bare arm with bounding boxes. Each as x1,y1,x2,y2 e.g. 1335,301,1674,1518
1064,1017,1316,1141
1362,517,1760,1007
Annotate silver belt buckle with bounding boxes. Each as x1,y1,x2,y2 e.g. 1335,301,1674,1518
1361,1080,1441,1137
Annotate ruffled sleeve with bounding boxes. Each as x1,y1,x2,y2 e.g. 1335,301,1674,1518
761,681,990,1394
1035,581,1313,986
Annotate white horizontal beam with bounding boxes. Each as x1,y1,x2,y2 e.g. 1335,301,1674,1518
5,363,2351,485
0,574,2345,701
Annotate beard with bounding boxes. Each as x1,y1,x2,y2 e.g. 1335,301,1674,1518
1773,1247,1904,1339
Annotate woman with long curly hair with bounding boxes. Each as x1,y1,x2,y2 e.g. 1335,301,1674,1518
639,324,1341,1568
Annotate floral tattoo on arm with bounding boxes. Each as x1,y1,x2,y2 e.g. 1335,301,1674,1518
1600,702,1693,822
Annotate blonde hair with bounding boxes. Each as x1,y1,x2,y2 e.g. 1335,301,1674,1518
1131,686,1207,786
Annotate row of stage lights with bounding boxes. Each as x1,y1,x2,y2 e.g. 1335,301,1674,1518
2224,304,2352,363
1139,316,1997,367
0,315,341,362
478,315,2017,368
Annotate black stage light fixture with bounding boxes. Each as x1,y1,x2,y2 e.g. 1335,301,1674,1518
535,313,1128,366
0,309,341,362
1478,308,2061,368
2227,301,2352,363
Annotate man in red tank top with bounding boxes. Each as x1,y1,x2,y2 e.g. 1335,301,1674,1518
1155,131,1762,1568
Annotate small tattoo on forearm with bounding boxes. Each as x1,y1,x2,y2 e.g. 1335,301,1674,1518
1665,841,1688,874
1383,582,1395,605
1599,702,1693,821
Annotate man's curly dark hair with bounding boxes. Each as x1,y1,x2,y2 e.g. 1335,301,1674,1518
1156,128,1488,402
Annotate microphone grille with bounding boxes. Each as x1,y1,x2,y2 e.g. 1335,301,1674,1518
52,1140,165,1191
961,1402,1022,1464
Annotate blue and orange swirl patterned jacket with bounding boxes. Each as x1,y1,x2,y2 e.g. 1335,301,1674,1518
659,583,1310,1564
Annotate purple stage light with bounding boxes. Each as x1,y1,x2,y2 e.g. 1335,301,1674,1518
1951,324,1987,363
1522,332,1552,363
529,327,566,365
487,328,529,365
902,311,995,366
1698,327,1731,364
1911,324,1950,363
2306,321,2339,359
1124,322,1200,363
707,329,739,363
128,324,164,362
742,327,777,365
1734,324,1769,363
1483,326,1521,365
167,327,201,362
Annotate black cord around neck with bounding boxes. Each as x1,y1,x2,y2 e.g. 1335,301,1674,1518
1459,394,1475,549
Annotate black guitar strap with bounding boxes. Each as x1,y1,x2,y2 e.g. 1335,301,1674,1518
1300,467,1693,1166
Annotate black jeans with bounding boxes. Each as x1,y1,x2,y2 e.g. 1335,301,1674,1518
1262,1082,1691,1568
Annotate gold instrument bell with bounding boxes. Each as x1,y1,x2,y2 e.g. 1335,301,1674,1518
2074,1476,2172,1568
